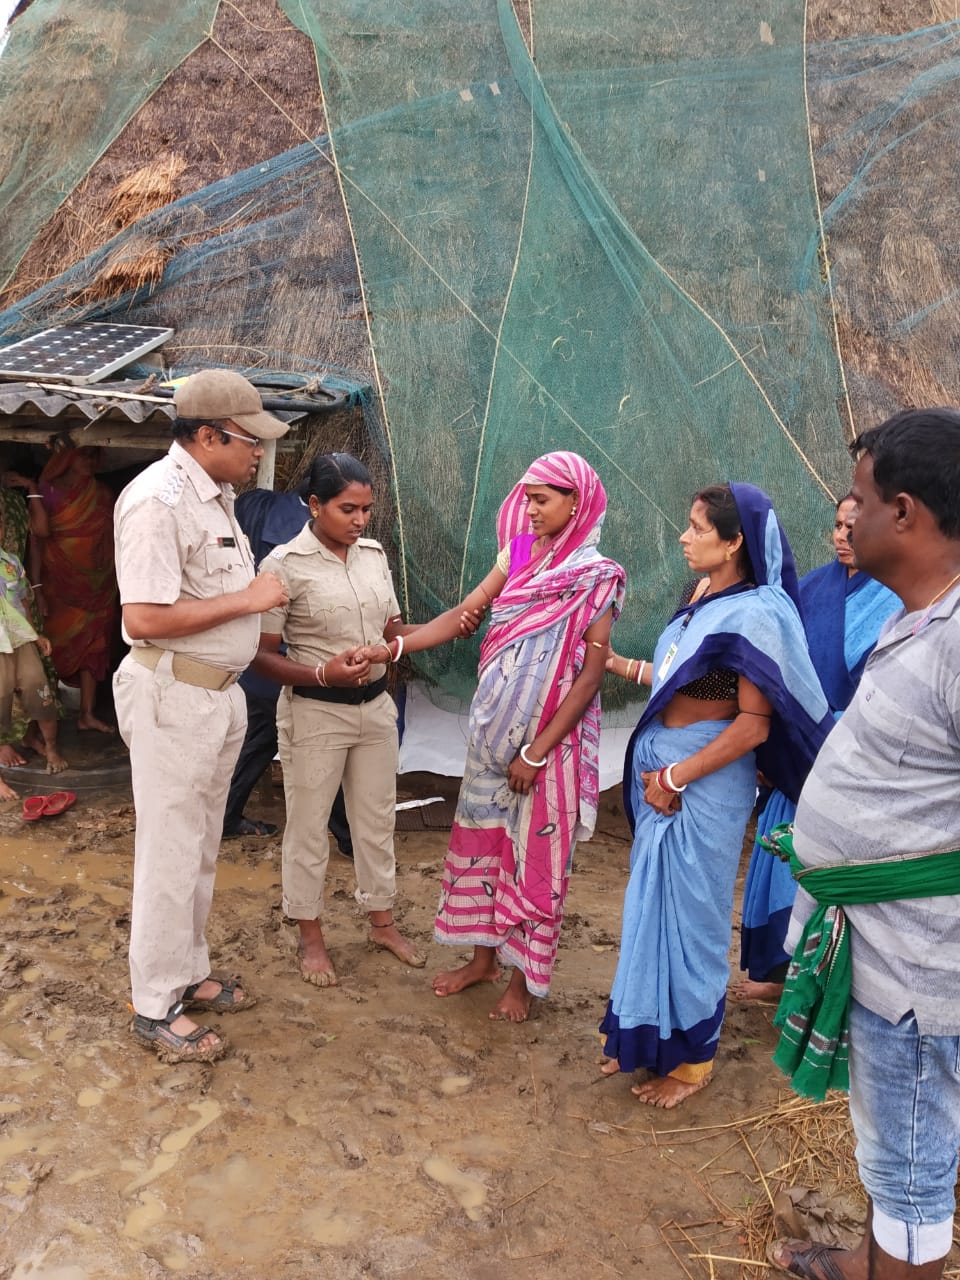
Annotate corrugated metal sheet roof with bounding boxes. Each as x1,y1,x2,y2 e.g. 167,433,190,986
0,379,328,458
0,379,176,426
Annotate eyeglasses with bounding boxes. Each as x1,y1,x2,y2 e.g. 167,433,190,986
218,428,263,450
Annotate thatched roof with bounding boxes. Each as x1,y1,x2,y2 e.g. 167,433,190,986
2,0,958,432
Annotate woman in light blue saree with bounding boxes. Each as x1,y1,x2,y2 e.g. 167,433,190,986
735,494,900,1000
599,483,832,1107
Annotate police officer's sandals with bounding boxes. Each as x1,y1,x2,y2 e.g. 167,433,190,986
129,1001,227,1064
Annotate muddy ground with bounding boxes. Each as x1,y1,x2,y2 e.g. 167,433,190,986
0,762,906,1280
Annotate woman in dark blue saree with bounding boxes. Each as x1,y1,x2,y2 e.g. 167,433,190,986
599,483,832,1107
734,494,900,1000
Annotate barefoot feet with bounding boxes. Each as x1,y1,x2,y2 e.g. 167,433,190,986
0,777,16,801
21,727,69,773
45,751,69,775
631,1073,711,1109
369,919,426,968
77,713,115,734
0,743,26,768
597,1055,620,1076
489,968,533,1022
432,947,501,997
730,978,784,1003
296,920,337,987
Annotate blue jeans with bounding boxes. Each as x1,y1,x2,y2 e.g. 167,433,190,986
849,998,960,1263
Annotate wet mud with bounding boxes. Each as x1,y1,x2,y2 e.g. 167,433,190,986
0,789,857,1278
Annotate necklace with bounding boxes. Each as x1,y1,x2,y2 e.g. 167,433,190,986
910,570,960,636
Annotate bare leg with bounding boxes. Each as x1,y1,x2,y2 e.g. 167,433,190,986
433,945,501,997
632,1073,712,1108
296,918,337,987
730,977,784,1003
35,719,68,774
489,967,533,1022
368,910,425,967
77,670,114,734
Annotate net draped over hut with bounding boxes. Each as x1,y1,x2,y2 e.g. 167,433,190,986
2,2,958,708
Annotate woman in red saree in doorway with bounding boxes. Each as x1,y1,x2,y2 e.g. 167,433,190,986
38,444,117,732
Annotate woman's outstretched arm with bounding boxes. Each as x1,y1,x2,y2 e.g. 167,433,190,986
360,564,508,661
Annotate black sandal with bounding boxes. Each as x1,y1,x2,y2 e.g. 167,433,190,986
223,817,278,838
767,1239,848,1280
182,975,255,1014
129,1001,227,1064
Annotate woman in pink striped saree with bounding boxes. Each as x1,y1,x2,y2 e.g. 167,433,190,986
431,452,625,1022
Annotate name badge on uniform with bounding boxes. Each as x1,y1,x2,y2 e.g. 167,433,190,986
217,537,236,548
657,642,679,683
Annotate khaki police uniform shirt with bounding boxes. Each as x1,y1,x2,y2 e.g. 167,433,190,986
114,441,258,671
261,523,401,678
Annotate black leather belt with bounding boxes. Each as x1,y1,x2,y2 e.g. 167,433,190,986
292,674,388,706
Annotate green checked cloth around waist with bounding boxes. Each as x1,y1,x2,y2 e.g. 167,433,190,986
760,824,960,1101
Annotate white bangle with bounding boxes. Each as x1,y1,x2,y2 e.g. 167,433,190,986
663,763,687,793
30,583,42,589
390,634,404,662
26,493,42,500
636,659,646,685
519,743,547,768
316,662,327,687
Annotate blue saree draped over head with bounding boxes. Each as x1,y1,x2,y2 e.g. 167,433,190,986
799,559,901,712
601,483,832,1076
740,559,900,981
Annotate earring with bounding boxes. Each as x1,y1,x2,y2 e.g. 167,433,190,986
570,504,578,517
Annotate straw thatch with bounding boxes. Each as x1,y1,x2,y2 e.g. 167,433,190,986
809,0,959,37
0,0,328,317
74,233,171,303
2,0,958,445
104,154,187,230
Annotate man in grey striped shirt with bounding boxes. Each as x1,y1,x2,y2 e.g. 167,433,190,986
772,408,960,1280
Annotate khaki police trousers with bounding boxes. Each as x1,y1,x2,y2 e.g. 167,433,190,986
277,688,398,918
114,652,246,1019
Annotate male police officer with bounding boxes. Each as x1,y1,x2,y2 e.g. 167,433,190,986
114,370,289,1062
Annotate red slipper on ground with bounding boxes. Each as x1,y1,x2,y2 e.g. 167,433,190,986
22,795,47,821
42,791,76,816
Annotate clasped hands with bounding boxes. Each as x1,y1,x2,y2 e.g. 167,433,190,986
639,769,682,816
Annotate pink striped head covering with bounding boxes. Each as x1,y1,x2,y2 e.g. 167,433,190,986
496,450,607,570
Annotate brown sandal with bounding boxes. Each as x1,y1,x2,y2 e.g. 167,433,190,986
130,1001,227,1064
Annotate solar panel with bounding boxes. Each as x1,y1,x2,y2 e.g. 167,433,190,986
0,323,174,385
